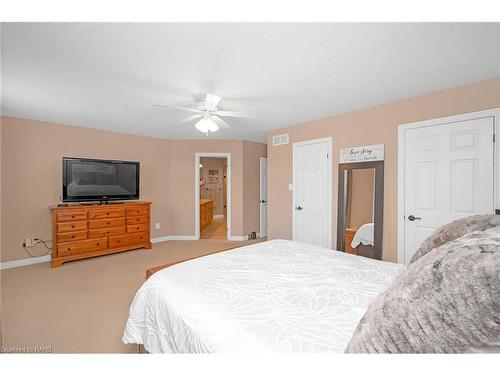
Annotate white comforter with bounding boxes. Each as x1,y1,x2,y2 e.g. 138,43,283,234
123,240,404,353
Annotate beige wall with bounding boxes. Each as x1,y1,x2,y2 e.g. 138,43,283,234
166,140,266,238
267,77,500,262
348,168,374,229
0,117,266,262
1,117,171,262
167,140,244,237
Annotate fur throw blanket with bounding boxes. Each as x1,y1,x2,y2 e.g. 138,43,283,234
345,226,500,353
410,214,500,264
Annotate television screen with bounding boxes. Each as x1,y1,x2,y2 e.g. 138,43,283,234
62,158,140,202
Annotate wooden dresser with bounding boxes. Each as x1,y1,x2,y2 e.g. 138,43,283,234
50,201,152,267
344,227,357,255
200,199,214,231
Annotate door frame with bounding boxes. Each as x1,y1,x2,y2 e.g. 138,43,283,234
397,108,500,264
259,157,268,237
292,137,333,249
195,152,232,240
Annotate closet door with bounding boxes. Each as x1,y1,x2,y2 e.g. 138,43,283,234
402,116,494,264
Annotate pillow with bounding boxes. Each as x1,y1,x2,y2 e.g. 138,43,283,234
410,214,500,264
345,226,500,353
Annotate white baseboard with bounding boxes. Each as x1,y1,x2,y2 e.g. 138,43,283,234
151,235,197,243
213,214,225,219
2,234,244,269
0,255,51,270
227,235,248,241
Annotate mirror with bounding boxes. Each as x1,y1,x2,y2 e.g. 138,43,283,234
337,161,384,260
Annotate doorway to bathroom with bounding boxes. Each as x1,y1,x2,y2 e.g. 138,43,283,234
195,153,231,240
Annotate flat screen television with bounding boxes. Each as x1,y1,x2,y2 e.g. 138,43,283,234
62,157,140,202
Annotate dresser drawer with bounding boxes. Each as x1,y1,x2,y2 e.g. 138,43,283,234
108,232,147,248
57,221,88,233
56,210,87,222
126,215,148,225
88,217,126,229
127,224,148,233
57,231,87,243
126,206,148,217
57,238,107,256
88,227,126,239
88,208,125,220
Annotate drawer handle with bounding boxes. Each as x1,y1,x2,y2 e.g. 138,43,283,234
67,247,71,251
117,240,121,243
71,235,75,238
107,213,110,216
107,222,110,225
137,227,140,230
107,231,110,234
71,215,75,218
97,243,100,246
71,225,75,228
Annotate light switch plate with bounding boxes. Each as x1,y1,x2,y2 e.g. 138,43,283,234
155,222,160,230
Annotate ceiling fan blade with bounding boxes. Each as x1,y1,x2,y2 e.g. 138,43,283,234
177,114,202,123
205,93,221,111
212,115,231,130
215,110,254,118
153,104,202,114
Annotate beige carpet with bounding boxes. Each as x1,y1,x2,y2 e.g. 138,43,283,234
0,238,264,353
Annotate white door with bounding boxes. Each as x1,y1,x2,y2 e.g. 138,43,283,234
402,117,495,264
293,138,332,248
259,157,268,237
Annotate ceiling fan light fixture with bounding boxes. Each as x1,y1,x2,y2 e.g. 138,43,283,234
195,118,219,133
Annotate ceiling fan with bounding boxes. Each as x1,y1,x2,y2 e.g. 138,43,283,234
154,93,253,134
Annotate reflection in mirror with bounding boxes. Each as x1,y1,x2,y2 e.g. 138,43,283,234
343,168,375,257
337,161,384,260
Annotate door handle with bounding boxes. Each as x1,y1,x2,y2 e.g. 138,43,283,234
408,215,422,221
295,206,303,211
260,200,267,203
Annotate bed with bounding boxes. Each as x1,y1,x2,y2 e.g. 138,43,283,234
122,239,404,353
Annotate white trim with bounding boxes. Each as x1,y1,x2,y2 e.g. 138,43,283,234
292,136,333,249
227,235,247,241
195,153,232,240
397,108,500,264
259,157,268,237
213,214,224,219
0,255,51,270
151,235,197,243
1,236,199,269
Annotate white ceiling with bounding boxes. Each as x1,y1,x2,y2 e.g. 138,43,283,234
1,23,499,143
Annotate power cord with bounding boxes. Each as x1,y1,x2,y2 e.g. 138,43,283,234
23,238,53,257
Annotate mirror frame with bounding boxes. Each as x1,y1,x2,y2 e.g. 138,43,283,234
336,161,384,260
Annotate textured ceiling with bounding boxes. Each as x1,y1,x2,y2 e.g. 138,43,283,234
1,23,499,143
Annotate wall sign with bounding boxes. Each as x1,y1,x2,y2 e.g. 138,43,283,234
339,144,385,163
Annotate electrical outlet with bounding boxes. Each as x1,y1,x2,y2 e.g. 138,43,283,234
155,222,160,230
24,238,36,248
